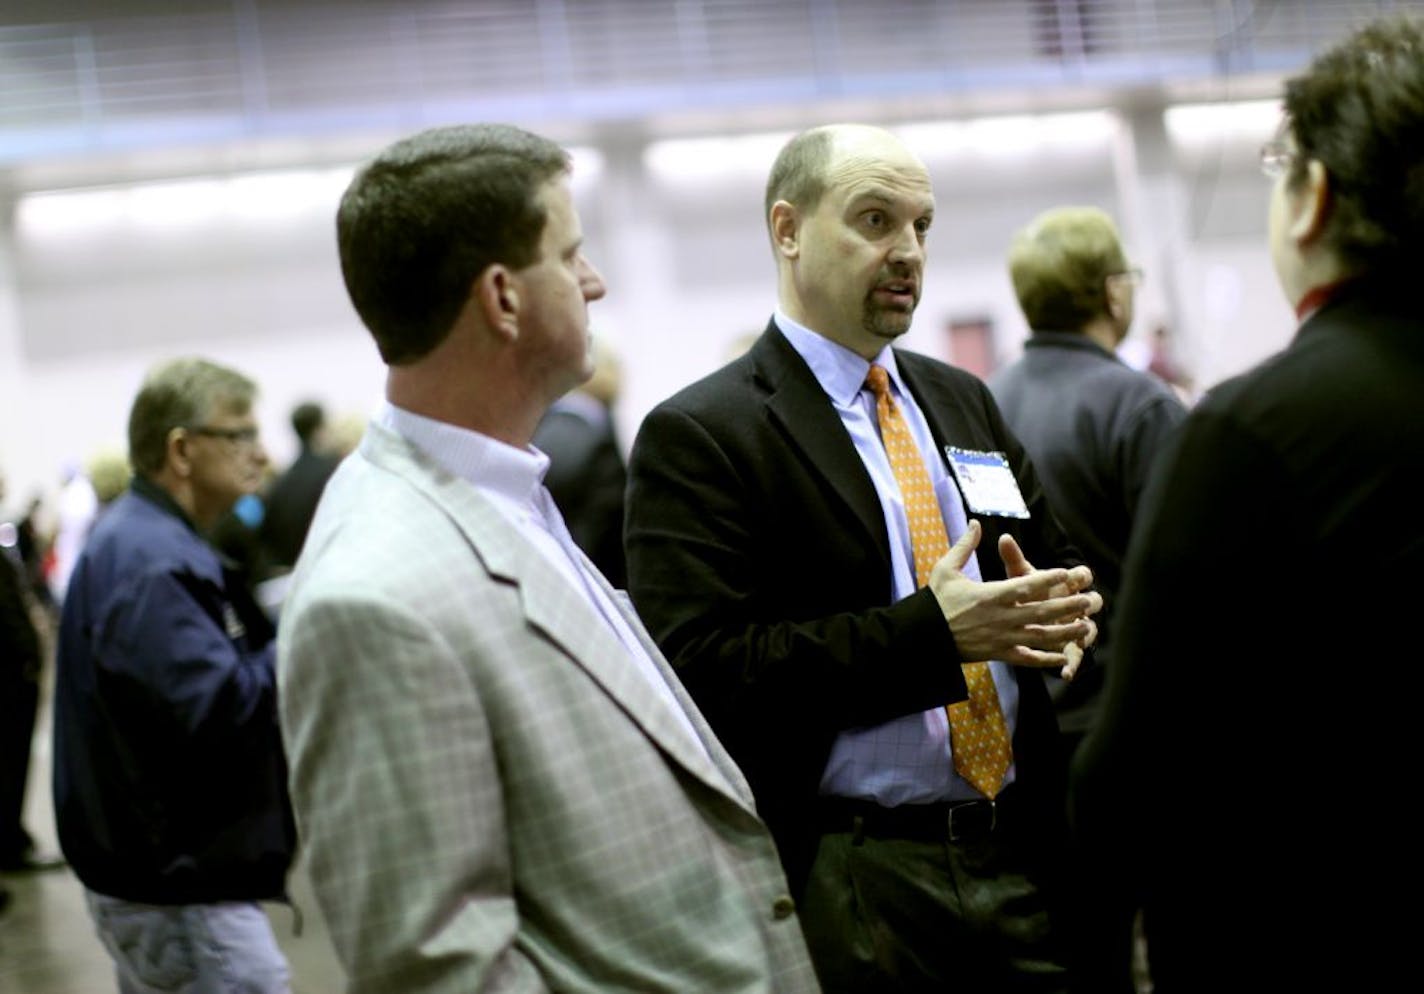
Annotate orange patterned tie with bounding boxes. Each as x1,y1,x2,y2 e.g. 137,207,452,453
865,364,1012,799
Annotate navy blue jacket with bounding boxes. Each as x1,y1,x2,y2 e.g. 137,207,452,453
989,333,1186,737
53,478,295,904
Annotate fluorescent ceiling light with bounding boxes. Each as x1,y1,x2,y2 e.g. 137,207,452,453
1165,99,1282,146
643,131,795,182
897,110,1118,160
17,166,357,237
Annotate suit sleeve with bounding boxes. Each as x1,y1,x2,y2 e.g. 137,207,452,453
279,592,549,994
626,402,968,740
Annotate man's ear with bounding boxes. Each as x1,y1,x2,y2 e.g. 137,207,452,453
166,426,193,479
770,201,800,260
1289,160,1333,246
1105,279,1128,324
473,265,520,341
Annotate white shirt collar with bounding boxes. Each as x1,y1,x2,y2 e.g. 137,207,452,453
375,401,549,510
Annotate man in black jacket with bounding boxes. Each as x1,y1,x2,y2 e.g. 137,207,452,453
260,400,339,573
1071,16,1424,993
627,123,1101,994
532,338,629,587
1,475,59,875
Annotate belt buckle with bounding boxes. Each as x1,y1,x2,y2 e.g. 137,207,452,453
946,799,996,843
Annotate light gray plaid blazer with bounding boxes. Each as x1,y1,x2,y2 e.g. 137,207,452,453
278,422,820,993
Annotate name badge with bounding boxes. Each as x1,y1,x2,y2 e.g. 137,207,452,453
223,603,247,641
943,447,1030,519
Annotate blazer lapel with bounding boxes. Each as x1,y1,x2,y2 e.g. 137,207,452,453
359,424,752,810
589,568,759,808
754,324,891,565
895,350,981,458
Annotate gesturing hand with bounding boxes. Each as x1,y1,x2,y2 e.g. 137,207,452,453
996,533,1100,681
927,520,1100,675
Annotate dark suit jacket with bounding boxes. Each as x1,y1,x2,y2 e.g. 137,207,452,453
1071,280,1424,992
627,321,1078,893
533,399,628,588
260,447,339,570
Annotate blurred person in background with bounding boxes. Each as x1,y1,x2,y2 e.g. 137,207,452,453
990,207,1186,766
46,461,98,605
12,492,57,619
1072,16,1424,993
325,410,368,458
86,447,132,511
0,468,64,877
989,206,1185,993
259,400,339,574
531,334,629,586
279,123,818,991
53,357,295,993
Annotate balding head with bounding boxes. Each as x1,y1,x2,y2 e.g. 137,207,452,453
766,124,935,358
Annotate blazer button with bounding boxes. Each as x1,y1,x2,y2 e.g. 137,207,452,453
771,895,796,920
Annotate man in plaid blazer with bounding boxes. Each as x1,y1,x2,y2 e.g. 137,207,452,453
278,124,820,992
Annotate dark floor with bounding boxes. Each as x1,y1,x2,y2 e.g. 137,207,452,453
0,668,347,993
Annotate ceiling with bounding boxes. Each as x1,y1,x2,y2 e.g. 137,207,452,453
1,0,1416,190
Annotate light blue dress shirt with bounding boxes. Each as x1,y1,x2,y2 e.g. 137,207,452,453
772,314,1019,804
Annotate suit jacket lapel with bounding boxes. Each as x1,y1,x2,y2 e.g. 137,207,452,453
895,351,980,459
585,564,758,807
359,424,753,810
754,323,891,565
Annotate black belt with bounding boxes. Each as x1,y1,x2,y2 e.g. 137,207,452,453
820,788,1024,845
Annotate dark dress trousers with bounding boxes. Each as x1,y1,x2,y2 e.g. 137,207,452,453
1071,280,1424,993
626,321,1079,899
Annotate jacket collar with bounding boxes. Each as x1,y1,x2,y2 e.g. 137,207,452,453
356,421,756,810
1023,330,1121,362
130,475,200,536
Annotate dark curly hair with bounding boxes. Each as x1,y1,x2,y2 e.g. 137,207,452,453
1284,16,1424,273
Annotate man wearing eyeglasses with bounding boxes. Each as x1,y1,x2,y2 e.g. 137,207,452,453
989,206,1186,993
990,208,1186,768
53,357,296,993
1072,15,1424,993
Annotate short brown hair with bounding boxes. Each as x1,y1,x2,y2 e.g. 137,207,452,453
764,127,835,237
337,124,571,365
1284,16,1424,272
1007,206,1128,332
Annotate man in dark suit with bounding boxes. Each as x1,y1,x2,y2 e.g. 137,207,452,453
532,337,629,587
0,512,47,872
626,123,1101,993
259,401,338,573
0,471,62,878
1071,16,1424,993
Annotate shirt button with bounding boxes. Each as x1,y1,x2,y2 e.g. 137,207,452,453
771,895,796,920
